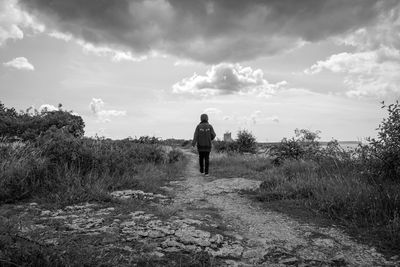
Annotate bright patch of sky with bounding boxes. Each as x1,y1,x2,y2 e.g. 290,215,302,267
1,0,399,141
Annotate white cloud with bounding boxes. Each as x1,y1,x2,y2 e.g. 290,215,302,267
246,111,280,125
336,4,400,52
271,116,280,123
0,0,44,45
89,98,127,123
48,31,150,63
304,5,400,97
203,108,222,115
173,63,287,97
305,47,400,97
48,31,72,41
78,41,149,62
38,104,58,112
3,57,34,70
173,59,199,67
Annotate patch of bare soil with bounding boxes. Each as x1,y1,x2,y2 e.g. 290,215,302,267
1,150,399,266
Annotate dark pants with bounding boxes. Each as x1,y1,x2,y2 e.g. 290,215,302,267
198,151,210,174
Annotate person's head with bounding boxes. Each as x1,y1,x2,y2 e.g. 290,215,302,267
200,113,208,122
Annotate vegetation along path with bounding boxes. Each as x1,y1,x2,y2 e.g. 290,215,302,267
2,149,399,266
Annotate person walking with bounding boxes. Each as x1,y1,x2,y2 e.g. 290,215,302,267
192,113,216,176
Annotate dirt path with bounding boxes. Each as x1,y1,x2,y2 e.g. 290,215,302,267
3,150,398,266
166,150,397,266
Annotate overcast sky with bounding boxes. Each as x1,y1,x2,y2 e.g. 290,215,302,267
1,0,399,141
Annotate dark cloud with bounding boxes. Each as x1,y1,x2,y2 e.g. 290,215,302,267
18,0,399,63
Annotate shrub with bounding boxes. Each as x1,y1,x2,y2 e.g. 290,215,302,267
271,129,322,164
0,101,84,141
167,148,184,163
131,135,160,144
367,101,400,181
213,140,238,153
236,130,257,153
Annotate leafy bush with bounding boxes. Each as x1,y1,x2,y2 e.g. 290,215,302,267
213,129,256,154
0,101,84,141
131,135,160,144
167,148,184,163
271,129,322,164
236,130,257,153
367,101,400,181
213,140,238,153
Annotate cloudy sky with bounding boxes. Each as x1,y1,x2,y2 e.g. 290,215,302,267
1,0,399,141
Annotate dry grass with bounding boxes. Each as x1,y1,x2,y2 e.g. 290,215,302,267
0,138,186,205
211,152,400,252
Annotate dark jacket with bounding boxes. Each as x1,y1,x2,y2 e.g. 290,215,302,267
192,121,216,152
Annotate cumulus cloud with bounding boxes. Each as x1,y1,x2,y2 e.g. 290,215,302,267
336,4,400,51
173,63,286,97
0,0,43,45
38,104,58,112
304,4,400,97
305,45,400,97
89,98,126,123
3,57,34,70
17,0,399,63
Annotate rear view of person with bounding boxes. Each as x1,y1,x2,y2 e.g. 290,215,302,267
192,113,216,176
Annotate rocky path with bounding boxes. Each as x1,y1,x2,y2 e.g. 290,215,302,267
164,150,398,266
4,150,399,266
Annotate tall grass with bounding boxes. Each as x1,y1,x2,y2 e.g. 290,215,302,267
0,131,186,205
210,153,272,179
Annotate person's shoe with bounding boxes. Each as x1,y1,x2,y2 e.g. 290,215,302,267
205,173,209,177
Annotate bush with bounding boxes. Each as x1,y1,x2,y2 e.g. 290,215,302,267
213,140,238,153
271,129,322,164
367,101,400,181
130,135,160,144
0,101,85,141
167,148,184,163
236,130,257,153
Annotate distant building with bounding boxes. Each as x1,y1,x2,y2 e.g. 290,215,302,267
223,132,233,142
